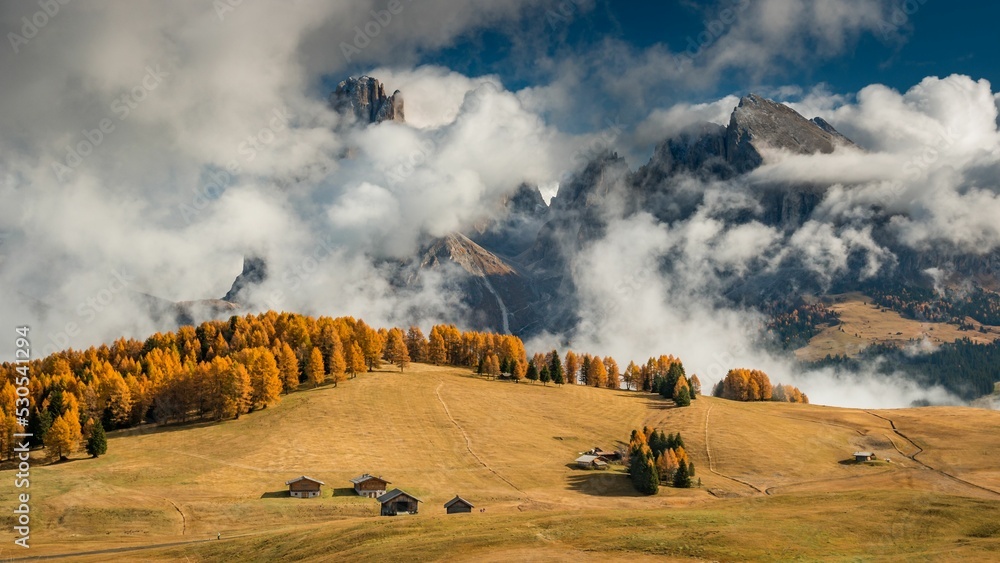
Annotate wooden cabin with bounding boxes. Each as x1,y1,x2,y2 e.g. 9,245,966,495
377,489,421,516
586,447,621,461
854,451,876,462
575,455,608,470
444,496,474,514
350,474,390,498
285,476,324,498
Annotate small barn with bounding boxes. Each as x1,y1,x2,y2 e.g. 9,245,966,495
285,476,324,498
444,496,474,514
854,451,876,462
575,454,609,470
586,447,621,461
377,489,421,516
350,474,391,498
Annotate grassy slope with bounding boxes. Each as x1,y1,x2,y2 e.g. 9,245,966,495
795,292,1000,362
2,362,999,561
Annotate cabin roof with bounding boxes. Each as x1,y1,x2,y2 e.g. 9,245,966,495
350,473,390,484
444,495,474,509
285,475,325,486
575,455,601,463
853,451,874,457
377,488,422,504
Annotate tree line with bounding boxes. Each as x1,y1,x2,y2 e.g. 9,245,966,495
0,310,793,462
710,368,809,403
0,314,526,461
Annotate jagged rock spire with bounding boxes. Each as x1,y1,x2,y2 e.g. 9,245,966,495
331,76,404,124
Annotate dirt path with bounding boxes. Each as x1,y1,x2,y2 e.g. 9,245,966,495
866,411,1000,498
435,381,527,497
164,497,186,535
703,404,766,494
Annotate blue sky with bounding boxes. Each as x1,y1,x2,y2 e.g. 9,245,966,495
421,0,1000,105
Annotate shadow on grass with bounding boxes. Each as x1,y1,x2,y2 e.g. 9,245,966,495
838,459,891,466
260,490,290,499
331,487,358,497
565,469,643,497
111,418,231,439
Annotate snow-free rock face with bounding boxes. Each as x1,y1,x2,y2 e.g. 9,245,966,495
420,233,514,277
636,94,855,181
331,76,404,124
222,255,267,303
725,93,850,173
417,233,540,335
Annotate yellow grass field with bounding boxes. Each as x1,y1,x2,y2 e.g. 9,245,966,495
2,362,999,561
795,292,1000,361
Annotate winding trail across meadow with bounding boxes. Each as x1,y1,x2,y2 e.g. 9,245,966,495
703,404,766,494
434,381,527,498
866,411,1000,498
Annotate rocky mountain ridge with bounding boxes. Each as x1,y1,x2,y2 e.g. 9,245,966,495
331,76,404,124
207,85,996,348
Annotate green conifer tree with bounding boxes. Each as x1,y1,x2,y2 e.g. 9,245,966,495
86,421,108,458
673,459,691,488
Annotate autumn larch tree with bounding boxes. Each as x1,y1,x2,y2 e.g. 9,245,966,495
623,361,639,391
484,353,501,379
405,326,429,363
0,411,17,461
355,321,384,371
603,356,620,389
47,415,77,460
385,329,410,372
689,374,702,396
589,356,608,388
564,351,579,385
345,341,366,378
328,338,347,385
236,347,283,410
428,328,447,365
306,347,326,387
512,360,526,383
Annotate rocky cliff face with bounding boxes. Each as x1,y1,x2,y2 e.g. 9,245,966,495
416,233,541,335
203,87,996,343
638,94,854,181
222,255,267,303
725,93,849,173
331,76,404,124
470,183,548,257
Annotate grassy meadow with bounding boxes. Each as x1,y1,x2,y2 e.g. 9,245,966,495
1,362,999,561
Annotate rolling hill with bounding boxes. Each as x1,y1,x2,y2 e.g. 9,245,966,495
3,363,1000,561
795,292,1000,362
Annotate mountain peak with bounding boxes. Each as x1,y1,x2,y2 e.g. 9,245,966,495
726,93,851,173
331,76,404,124
421,233,514,277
